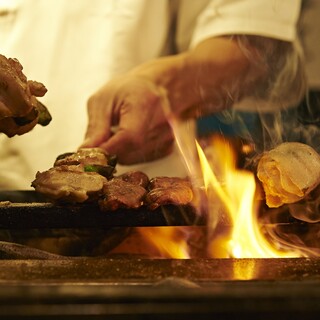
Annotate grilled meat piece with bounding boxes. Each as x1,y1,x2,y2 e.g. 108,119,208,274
54,148,117,179
257,142,320,208
32,147,193,211
0,54,51,137
145,176,193,210
98,178,147,211
31,165,107,203
118,171,149,188
54,148,117,167
84,164,115,179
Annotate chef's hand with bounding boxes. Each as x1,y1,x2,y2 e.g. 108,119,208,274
0,54,51,137
81,74,174,164
81,36,268,164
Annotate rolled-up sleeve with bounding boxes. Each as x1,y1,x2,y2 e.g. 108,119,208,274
190,0,302,48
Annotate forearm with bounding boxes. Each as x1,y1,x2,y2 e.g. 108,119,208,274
130,33,306,117
130,36,262,118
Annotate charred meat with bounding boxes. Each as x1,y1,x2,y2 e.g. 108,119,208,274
257,142,320,208
54,148,117,179
98,178,147,211
55,148,117,167
32,147,194,210
118,170,149,188
0,54,51,137
145,176,194,210
32,148,117,203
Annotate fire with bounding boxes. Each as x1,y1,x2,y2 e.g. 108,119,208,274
197,135,301,258
132,131,303,259
138,227,190,259
122,123,303,260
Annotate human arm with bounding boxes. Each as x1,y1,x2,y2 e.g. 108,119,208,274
81,35,266,164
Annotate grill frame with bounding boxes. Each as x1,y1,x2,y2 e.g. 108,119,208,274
0,258,320,319
0,191,202,228
1,191,320,319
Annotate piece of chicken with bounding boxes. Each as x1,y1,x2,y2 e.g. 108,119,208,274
257,142,320,208
0,54,51,137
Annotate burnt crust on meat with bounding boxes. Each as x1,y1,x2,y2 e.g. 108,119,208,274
0,54,51,137
54,148,117,167
118,170,149,188
98,178,147,211
54,148,117,180
145,176,194,210
32,147,194,210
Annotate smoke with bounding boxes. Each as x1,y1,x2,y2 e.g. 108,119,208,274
234,34,307,109
199,33,320,158
191,33,320,257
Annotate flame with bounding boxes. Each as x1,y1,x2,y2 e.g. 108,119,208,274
197,136,301,258
135,135,301,259
130,135,302,259
137,227,190,259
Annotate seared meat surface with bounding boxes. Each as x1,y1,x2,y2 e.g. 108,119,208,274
118,170,149,188
32,148,194,209
31,165,107,203
54,148,117,179
55,148,117,167
0,54,51,137
99,178,147,211
145,176,193,210
257,142,320,208
32,148,118,203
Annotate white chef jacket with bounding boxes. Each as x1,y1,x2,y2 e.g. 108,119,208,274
0,0,301,189
299,0,320,89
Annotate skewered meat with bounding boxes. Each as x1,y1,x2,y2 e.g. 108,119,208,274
257,142,320,208
0,54,51,137
31,165,107,203
98,178,147,211
145,176,194,210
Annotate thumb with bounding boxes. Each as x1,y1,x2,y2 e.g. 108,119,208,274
80,99,113,148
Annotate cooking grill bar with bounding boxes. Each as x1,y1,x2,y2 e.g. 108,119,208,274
0,202,201,229
0,190,202,228
0,258,320,319
1,257,320,282
0,189,320,319
0,190,311,229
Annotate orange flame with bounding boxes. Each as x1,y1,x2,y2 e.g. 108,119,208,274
124,131,304,259
137,227,190,259
197,136,301,258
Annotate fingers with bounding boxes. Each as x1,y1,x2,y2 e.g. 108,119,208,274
100,134,174,165
80,75,175,164
99,123,175,165
80,93,113,148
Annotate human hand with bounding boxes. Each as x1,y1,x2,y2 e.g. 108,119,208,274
80,36,262,165
81,75,175,165
0,54,51,137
